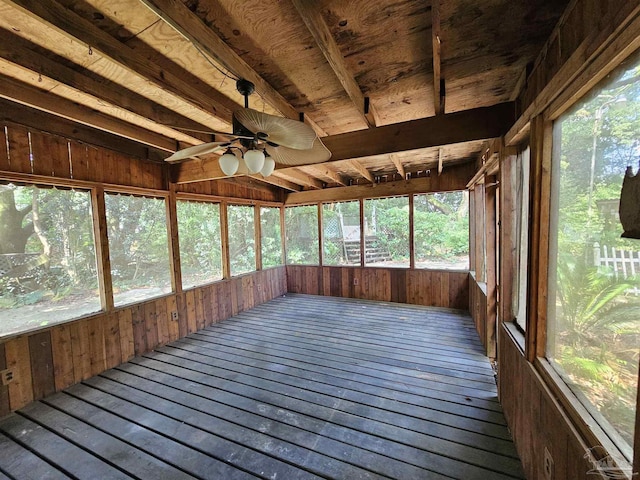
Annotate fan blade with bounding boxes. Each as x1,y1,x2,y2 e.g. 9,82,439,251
165,141,230,163
266,137,331,166
234,108,317,150
166,126,254,140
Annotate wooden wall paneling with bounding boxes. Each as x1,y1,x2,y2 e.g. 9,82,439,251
29,132,69,178
439,271,450,308
69,320,91,383
68,141,90,181
341,268,352,298
102,312,122,369
328,267,340,297
195,288,206,330
166,295,180,341
210,283,223,324
117,309,135,363
175,293,188,339
0,343,9,417
27,331,55,401
143,301,158,350
6,125,32,174
155,297,170,346
4,336,33,410
0,125,9,171
185,290,197,334
218,281,232,321
87,317,106,377
391,269,407,304
50,324,74,391
243,276,255,311
131,304,147,356
230,278,240,316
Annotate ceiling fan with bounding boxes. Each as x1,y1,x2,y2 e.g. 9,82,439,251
165,79,331,177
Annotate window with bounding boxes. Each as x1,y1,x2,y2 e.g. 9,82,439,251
105,193,171,306
0,184,101,336
414,191,469,270
177,200,222,288
515,148,530,331
364,196,409,267
261,206,283,268
547,53,640,456
285,205,319,265
227,204,256,276
323,201,360,266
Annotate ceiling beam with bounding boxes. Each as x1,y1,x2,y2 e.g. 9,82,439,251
291,0,377,128
138,0,324,136
5,0,238,126
348,160,375,184
0,27,212,144
173,102,514,183
286,162,475,205
432,0,444,115
323,102,513,162
0,73,177,152
273,169,325,190
389,154,406,179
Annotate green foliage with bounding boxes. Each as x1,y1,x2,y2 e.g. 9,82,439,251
285,205,319,264
228,205,256,275
260,207,282,268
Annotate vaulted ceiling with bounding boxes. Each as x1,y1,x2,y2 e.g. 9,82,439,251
0,0,569,192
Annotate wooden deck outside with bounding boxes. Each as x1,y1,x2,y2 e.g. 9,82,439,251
0,294,524,479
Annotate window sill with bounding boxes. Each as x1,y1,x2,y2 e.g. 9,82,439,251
502,321,525,355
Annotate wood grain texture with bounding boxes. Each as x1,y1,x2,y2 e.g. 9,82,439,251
0,344,9,417
286,265,468,309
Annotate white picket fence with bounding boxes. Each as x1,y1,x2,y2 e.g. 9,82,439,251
593,243,640,295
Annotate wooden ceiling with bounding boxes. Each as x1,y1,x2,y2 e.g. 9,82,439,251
0,0,569,193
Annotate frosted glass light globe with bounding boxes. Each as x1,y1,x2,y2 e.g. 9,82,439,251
219,152,239,175
244,149,265,174
261,155,276,177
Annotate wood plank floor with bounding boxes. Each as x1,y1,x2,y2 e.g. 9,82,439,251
0,294,525,480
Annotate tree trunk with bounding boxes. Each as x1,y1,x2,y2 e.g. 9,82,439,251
0,186,33,254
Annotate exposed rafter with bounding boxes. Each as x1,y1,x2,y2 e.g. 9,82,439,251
0,28,211,144
349,160,375,184
303,164,349,187
273,169,325,190
4,0,238,127
286,162,475,204
138,0,326,137
0,73,177,152
390,154,406,179
291,0,378,128
247,174,303,192
432,0,444,115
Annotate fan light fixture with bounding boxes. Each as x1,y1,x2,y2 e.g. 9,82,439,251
261,152,276,177
219,150,239,176
243,148,266,173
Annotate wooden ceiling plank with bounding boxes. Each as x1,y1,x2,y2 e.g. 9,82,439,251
173,102,514,184
137,0,325,137
389,153,406,179
273,168,325,190
0,73,176,152
291,0,377,128
4,0,238,124
349,159,374,184
0,27,213,144
432,0,443,115
286,162,475,205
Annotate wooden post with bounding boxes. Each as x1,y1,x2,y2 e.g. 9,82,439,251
317,203,324,266
280,205,286,265
91,186,114,311
220,201,230,279
526,114,553,362
166,185,182,293
254,204,262,270
359,198,365,267
409,194,415,269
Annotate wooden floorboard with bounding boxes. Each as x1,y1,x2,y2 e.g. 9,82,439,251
0,294,524,479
